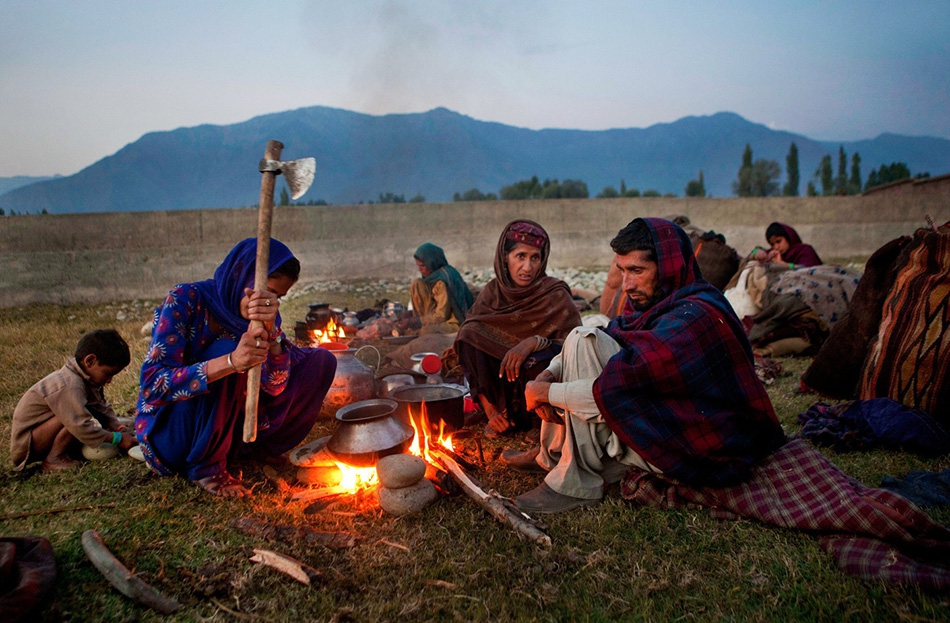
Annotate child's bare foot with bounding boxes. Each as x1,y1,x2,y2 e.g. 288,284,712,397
195,471,251,498
41,457,82,472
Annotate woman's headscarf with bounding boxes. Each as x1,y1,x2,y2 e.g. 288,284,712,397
414,242,474,322
193,238,296,337
457,220,580,360
766,222,822,267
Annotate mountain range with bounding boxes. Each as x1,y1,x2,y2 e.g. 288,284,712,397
2,107,948,214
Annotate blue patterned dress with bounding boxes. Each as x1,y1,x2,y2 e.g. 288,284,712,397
134,239,335,482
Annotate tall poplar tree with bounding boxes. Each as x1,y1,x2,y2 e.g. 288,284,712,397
783,142,800,196
733,144,754,196
835,145,848,195
849,153,862,194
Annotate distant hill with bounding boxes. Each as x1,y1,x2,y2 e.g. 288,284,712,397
1,107,948,214
0,175,59,198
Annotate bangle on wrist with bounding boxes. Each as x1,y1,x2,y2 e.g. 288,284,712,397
227,352,244,374
534,335,551,352
110,431,121,446
788,263,795,269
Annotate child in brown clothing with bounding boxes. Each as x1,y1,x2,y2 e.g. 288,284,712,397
10,329,137,472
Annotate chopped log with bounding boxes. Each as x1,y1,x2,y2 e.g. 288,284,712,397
437,445,478,472
291,485,352,502
249,548,321,585
303,494,350,514
81,529,181,614
229,516,357,549
429,450,552,547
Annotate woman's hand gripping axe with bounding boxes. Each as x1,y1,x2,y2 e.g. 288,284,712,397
244,140,316,443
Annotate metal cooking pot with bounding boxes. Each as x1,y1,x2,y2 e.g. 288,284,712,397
325,399,414,467
389,383,465,434
378,373,417,398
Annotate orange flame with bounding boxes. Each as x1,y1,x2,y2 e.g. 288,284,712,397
312,317,347,343
333,461,378,492
407,403,453,462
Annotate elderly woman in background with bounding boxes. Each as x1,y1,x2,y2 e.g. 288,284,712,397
410,242,474,335
135,238,336,497
456,220,581,438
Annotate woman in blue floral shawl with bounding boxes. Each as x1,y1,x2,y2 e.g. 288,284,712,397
134,238,336,497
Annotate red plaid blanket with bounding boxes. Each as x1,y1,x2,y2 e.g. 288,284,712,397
620,439,950,589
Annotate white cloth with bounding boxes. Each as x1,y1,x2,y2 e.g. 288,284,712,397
537,326,660,499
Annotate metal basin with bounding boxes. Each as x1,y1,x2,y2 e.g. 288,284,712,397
325,399,414,467
389,383,465,433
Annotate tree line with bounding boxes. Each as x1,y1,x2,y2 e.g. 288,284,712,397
734,142,928,197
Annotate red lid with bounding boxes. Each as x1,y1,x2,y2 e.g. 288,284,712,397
420,354,442,375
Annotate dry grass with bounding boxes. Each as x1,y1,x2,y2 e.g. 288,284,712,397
1,291,948,622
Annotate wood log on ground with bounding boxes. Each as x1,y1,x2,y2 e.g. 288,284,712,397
429,450,552,547
229,516,357,549
249,548,322,585
81,529,181,615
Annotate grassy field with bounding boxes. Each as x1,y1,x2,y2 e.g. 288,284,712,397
1,286,948,622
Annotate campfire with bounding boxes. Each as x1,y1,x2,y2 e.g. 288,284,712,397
312,316,347,344
292,402,551,547
321,403,454,496
294,303,350,346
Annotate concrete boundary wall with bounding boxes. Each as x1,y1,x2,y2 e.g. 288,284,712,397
1,194,947,307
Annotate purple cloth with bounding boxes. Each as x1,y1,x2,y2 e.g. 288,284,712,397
798,398,950,455
594,218,785,487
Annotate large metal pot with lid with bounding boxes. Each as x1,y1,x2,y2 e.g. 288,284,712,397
325,399,414,467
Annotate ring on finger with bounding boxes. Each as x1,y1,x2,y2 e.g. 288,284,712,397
265,300,271,307
256,339,261,348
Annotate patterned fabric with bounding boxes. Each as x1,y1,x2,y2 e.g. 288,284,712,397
413,242,474,323
859,223,950,422
801,235,912,398
766,222,822,267
593,218,785,487
620,439,950,589
505,220,547,249
771,264,862,328
135,282,291,476
134,238,335,480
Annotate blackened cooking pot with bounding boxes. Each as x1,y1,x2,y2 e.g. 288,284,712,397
389,384,465,434
325,399,414,467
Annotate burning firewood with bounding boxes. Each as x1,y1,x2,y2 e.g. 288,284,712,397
81,529,181,614
428,450,552,547
249,548,322,586
230,516,357,549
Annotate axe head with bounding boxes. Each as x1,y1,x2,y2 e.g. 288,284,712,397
260,157,317,200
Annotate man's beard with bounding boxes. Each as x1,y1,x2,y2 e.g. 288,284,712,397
628,291,662,311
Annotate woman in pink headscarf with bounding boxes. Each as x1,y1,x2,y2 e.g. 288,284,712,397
456,220,581,438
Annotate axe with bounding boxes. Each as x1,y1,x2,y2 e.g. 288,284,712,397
243,140,316,443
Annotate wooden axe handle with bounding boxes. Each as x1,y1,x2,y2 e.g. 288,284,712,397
244,140,284,443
